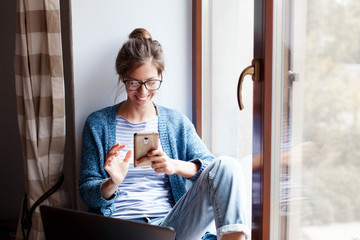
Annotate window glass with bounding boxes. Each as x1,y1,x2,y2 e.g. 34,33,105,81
202,0,254,232
274,0,360,239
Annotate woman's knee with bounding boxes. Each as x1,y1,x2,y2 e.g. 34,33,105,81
208,157,247,200
208,156,242,180
216,156,241,172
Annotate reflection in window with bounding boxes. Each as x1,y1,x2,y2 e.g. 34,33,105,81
278,0,360,239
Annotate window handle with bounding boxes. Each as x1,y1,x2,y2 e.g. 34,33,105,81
237,59,260,110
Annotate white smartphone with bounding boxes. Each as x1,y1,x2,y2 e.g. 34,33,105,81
133,132,159,168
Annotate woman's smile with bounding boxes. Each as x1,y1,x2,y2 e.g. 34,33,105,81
135,95,149,102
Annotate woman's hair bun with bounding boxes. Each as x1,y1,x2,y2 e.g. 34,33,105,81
129,28,152,40
115,27,164,77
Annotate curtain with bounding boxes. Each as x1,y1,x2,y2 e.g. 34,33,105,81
14,0,67,239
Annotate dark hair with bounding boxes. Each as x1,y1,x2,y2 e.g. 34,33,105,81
115,28,164,78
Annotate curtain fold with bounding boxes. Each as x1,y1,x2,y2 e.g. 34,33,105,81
14,0,67,239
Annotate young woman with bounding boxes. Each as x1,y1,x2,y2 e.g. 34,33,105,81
79,28,249,240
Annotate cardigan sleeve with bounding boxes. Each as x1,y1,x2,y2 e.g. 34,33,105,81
78,113,120,212
181,115,214,182
158,105,214,182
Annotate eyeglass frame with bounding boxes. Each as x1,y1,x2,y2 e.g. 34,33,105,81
122,74,163,91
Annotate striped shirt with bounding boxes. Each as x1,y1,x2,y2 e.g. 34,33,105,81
112,115,172,219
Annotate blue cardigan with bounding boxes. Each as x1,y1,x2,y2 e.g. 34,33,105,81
78,103,214,216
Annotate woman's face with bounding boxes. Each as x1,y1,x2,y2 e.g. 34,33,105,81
123,62,161,109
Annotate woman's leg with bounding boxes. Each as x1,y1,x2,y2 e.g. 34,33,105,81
221,232,246,240
158,157,250,240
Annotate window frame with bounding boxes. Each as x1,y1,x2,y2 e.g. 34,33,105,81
192,0,203,137
192,0,274,239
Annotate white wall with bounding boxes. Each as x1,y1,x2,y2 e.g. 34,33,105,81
72,0,192,207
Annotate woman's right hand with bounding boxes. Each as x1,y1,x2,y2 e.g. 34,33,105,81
103,143,132,186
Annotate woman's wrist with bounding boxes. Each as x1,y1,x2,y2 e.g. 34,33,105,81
101,177,119,199
107,177,119,186
174,160,200,178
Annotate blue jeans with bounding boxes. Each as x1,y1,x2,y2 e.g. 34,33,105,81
134,157,250,240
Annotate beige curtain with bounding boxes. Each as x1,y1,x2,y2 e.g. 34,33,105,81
14,0,67,239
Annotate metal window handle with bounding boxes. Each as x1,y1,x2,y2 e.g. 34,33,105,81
288,70,300,84
237,59,260,110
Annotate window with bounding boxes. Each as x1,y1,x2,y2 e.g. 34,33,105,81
273,0,360,239
201,0,254,232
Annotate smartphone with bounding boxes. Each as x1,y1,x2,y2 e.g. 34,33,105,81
133,132,159,168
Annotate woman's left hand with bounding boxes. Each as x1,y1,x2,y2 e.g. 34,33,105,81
136,149,200,178
137,148,177,175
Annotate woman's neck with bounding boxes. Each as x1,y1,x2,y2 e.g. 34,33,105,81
117,100,157,123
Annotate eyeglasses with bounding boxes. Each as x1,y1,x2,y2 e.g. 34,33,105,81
122,76,163,91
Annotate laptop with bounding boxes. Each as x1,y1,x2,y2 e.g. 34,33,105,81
40,205,176,240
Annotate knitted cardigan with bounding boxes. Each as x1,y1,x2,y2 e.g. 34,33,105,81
78,103,214,216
